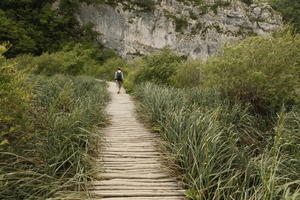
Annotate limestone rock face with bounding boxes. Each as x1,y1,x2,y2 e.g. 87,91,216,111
77,0,282,59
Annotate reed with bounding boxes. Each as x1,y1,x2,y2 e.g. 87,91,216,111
0,75,109,199
134,83,300,200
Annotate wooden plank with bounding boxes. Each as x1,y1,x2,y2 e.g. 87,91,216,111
101,148,157,152
101,164,163,170
101,171,170,176
90,185,181,190
101,173,170,179
102,157,160,162
102,152,160,155
93,181,180,187
101,150,158,153
94,178,178,183
103,144,156,147
102,156,160,159
91,189,185,197
89,197,184,200
103,170,168,175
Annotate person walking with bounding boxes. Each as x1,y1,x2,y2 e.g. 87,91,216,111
114,67,124,94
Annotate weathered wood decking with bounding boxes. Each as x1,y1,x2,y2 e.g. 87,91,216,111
90,82,185,200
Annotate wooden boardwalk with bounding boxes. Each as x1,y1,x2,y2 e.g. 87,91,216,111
89,82,185,200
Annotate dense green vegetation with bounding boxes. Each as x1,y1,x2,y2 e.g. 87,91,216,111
134,83,300,200
1,0,300,199
126,49,183,87
0,3,122,197
202,30,300,113
1,0,73,57
13,42,119,78
0,2,121,197
127,29,300,199
0,46,110,199
0,0,115,58
127,29,300,113
267,0,300,32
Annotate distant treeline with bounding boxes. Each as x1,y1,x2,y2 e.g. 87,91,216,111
0,0,101,57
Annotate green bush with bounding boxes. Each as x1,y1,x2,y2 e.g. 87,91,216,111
174,17,189,33
0,0,74,57
14,43,120,77
241,0,253,5
132,0,156,12
96,57,127,80
172,60,203,88
0,45,33,149
127,48,184,88
0,0,105,57
267,0,300,33
202,29,300,113
124,58,144,93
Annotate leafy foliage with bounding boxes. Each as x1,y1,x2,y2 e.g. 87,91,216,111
126,48,184,91
128,29,300,114
13,42,118,77
202,29,300,113
97,57,127,81
241,0,253,5
171,60,203,88
0,0,100,57
0,45,32,149
267,0,300,32
131,0,156,11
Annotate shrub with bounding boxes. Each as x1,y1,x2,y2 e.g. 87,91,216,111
13,43,121,77
127,48,184,87
267,0,300,33
202,29,300,113
132,0,156,12
124,58,145,93
174,17,189,33
0,45,33,148
172,60,203,88
0,0,83,57
96,57,127,80
241,0,253,5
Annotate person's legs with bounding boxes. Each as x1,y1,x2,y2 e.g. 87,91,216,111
117,80,123,93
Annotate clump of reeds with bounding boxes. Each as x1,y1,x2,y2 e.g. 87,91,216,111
134,83,300,200
0,75,109,199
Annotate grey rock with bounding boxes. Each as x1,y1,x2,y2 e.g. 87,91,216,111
76,0,282,59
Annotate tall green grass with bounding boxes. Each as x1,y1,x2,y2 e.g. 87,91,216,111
0,74,109,199
134,83,300,200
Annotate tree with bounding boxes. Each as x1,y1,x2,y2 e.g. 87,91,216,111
0,0,83,57
268,0,300,32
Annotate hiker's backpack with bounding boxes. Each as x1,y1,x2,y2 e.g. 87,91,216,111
116,71,123,80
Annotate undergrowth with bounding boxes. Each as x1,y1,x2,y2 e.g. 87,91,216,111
0,61,109,199
128,27,300,200
134,83,300,200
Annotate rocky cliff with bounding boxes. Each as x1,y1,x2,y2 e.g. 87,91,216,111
77,0,282,59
